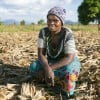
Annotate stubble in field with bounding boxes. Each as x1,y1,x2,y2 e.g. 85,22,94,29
0,31,99,100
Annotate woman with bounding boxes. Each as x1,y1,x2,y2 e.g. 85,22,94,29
29,6,81,98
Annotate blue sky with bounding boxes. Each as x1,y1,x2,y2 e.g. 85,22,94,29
0,0,83,23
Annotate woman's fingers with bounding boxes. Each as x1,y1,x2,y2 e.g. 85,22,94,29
51,77,54,86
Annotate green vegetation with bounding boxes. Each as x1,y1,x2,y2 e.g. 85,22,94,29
0,24,46,32
20,20,26,25
38,19,45,25
78,0,100,30
66,24,98,32
0,24,99,33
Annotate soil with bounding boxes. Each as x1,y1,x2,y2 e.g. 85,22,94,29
0,31,99,100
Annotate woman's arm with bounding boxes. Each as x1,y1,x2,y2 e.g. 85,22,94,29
38,48,54,86
50,29,76,70
51,53,75,70
38,48,49,70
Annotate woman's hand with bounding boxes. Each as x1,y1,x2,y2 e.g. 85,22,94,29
45,66,54,86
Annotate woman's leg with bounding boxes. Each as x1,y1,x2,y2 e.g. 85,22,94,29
65,57,81,96
29,60,44,80
53,57,81,96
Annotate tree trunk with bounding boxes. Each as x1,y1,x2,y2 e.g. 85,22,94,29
97,16,100,31
98,24,100,31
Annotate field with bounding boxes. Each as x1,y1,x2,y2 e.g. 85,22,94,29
0,24,100,100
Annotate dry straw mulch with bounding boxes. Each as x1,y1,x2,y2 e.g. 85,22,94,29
0,31,100,100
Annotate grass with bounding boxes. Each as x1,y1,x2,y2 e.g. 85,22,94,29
66,24,99,33
0,24,46,32
0,24,99,33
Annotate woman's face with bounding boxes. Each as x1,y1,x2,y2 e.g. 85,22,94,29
47,14,62,33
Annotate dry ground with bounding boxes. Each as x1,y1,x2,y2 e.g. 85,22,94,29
0,31,100,100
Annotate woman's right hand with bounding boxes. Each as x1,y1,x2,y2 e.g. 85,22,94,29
45,66,54,86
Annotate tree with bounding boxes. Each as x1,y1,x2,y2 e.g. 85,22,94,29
20,20,25,25
0,18,2,25
0,21,2,25
78,0,100,30
38,19,45,25
31,22,35,25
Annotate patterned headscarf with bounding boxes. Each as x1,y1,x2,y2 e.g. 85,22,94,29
47,6,66,25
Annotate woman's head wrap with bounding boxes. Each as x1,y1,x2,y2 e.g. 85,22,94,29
47,6,66,25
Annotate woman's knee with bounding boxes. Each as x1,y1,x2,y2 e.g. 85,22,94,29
29,60,38,73
66,57,81,73
29,60,43,73
29,62,35,73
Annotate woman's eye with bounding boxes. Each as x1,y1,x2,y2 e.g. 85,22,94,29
48,19,59,23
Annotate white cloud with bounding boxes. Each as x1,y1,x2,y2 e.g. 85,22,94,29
60,0,73,5
2,0,30,6
0,0,81,23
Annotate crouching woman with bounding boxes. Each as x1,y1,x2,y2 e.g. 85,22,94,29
29,6,81,98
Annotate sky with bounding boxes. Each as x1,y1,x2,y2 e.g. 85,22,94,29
0,0,83,24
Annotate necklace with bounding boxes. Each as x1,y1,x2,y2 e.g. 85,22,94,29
46,34,63,58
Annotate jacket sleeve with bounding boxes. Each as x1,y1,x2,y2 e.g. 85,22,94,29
64,29,76,54
38,29,46,48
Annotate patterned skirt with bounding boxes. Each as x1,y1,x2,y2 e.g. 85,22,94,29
29,57,81,96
